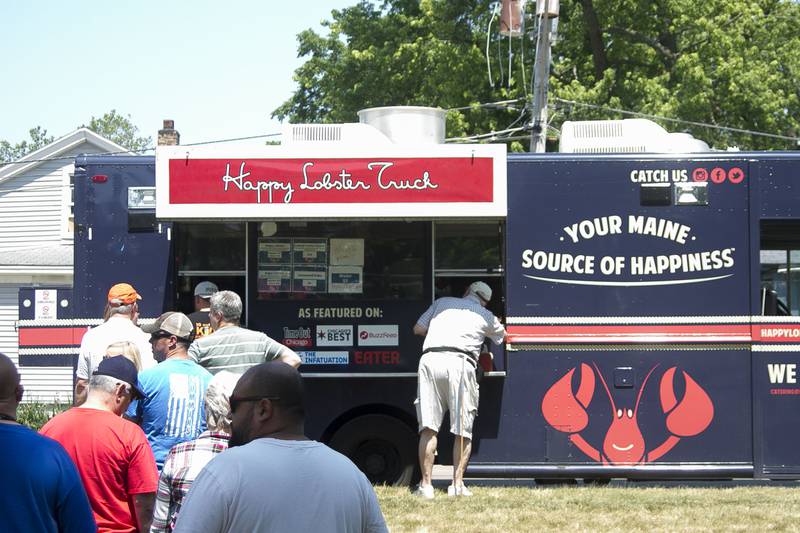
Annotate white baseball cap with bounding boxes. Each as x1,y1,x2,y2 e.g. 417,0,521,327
468,281,492,302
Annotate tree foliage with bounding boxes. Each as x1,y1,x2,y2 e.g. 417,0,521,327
1,110,151,163
0,127,54,163
80,109,152,153
275,0,800,150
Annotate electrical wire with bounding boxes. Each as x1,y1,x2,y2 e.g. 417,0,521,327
507,34,512,89
448,98,527,112
520,12,528,98
0,133,282,168
553,98,800,143
485,5,498,87
446,125,528,142
497,23,505,86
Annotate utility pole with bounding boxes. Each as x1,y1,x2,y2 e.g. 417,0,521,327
530,0,558,152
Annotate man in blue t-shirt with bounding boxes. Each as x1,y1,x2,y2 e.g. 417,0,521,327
128,312,213,469
0,352,96,532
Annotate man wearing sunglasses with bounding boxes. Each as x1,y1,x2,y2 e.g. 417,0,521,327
129,312,213,471
174,361,387,533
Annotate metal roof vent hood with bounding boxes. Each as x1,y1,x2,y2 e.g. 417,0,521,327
358,106,446,144
559,119,710,153
282,106,446,146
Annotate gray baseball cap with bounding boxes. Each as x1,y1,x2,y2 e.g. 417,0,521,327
194,281,219,299
141,311,194,340
468,281,492,302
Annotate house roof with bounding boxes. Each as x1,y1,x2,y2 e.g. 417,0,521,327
0,245,73,267
0,128,130,184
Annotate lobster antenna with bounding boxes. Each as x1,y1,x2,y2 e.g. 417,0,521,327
634,364,660,416
592,362,616,413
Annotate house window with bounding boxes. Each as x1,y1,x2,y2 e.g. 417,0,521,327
61,168,75,238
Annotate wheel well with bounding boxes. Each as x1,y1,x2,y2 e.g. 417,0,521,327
320,403,417,444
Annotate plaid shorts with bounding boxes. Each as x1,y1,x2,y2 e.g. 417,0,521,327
415,352,479,439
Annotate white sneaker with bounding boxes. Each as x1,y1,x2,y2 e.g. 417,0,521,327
412,484,435,499
447,484,473,497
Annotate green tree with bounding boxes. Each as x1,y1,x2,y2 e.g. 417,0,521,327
1,110,152,163
276,0,800,150
80,109,151,152
0,126,54,163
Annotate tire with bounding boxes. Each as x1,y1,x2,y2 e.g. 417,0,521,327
329,414,420,486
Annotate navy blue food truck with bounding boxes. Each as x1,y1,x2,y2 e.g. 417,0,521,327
17,141,800,483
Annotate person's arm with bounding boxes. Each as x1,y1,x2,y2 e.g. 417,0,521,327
151,453,176,533
73,379,88,406
414,301,436,338
74,347,91,405
278,346,301,368
187,341,202,365
127,429,159,533
486,314,506,345
133,492,155,533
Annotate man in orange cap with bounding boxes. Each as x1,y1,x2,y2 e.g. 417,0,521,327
74,283,155,405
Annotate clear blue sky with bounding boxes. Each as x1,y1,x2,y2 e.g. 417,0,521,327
0,1,356,148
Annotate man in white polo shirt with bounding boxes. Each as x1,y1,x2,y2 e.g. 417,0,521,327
74,283,155,405
412,281,505,499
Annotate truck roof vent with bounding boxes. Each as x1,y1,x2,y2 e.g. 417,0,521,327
281,123,392,147
559,119,710,153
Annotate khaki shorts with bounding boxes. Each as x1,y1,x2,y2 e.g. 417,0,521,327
415,352,479,439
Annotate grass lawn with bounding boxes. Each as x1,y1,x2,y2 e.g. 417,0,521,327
376,484,800,532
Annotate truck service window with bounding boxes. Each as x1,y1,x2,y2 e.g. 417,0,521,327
175,222,247,314
433,221,504,316
255,221,425,301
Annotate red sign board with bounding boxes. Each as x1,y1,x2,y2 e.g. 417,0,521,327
156,145,506,219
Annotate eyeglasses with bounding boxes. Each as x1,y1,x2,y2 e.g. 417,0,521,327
229,395,280,414
149,330,173,342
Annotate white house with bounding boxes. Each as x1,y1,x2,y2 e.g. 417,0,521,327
0,129,129,401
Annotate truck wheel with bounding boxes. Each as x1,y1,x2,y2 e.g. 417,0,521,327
329,414,420,486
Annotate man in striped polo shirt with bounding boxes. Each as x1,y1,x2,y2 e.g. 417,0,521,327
188,291,301,374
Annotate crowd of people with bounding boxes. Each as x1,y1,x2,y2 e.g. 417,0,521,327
0,282,387,533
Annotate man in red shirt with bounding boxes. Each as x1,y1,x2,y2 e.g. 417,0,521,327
42,356,158,533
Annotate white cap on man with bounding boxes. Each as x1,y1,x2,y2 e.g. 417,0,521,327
194,281,219,300
468,281,492,303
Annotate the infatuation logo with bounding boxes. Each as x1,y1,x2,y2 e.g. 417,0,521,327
221,161,439,204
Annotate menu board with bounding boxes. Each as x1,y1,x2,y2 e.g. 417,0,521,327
258,239,291,264
293,265,327,293
257,237,362,294
293,239,328,264
329,266,363,293
258,266,291,292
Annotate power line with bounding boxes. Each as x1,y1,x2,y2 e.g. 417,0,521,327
446,125,528,142
553,97,800,143
0,133,283,168
448,98,527,112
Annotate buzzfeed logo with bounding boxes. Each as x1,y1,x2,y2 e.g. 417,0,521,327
357,325,399,346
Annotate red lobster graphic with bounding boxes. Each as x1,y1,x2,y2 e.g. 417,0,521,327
541,363,714,464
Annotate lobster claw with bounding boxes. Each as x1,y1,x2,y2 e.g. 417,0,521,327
659,367,714,437
542,363,595,433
